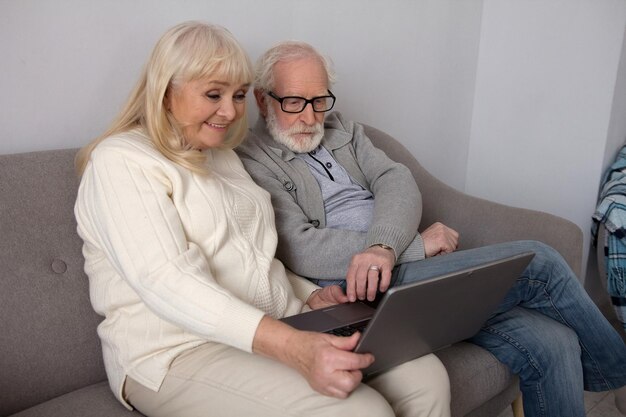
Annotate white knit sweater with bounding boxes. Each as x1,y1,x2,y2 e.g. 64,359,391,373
74,129,313,408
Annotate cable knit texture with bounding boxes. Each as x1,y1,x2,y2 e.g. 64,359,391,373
74,129,305,408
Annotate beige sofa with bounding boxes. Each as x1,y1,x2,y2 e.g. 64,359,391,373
0,125,583,417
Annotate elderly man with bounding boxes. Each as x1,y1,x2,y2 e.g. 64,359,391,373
236,41,626,417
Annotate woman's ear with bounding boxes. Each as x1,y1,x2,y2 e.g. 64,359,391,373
164,92,171,111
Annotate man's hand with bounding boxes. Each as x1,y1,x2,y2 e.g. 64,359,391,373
307,285,349,310
253,317,374,398
422,222,459,257
345,245,395,302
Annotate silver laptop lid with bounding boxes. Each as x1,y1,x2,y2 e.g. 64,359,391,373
356,251,534,376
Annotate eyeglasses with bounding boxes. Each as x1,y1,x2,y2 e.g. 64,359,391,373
267,90,336,113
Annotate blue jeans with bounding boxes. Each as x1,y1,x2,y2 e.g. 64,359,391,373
391,240,626,417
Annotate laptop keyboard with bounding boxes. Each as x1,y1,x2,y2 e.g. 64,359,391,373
325,320,369,337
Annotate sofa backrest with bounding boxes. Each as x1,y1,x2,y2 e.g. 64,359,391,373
362,123,583,278
0,149,107,416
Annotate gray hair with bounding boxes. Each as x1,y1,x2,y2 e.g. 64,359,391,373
254,40,336,91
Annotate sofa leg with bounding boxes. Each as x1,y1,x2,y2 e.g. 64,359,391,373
512,393,524,417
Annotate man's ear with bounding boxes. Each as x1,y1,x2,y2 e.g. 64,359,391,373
254,89,267,118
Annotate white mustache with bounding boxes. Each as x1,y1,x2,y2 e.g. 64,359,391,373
282,122,323,135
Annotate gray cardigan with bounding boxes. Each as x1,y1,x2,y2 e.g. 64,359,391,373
236,112,425,281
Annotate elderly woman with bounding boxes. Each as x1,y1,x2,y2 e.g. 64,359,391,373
74,21,450,417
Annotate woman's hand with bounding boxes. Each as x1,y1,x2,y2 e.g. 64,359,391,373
306,285,349,310
253,316,374,398
286,330,373,398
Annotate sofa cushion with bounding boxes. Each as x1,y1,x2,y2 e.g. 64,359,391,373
0,149,108,416
10,382,144,417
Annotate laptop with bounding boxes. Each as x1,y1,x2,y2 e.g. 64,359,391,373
281,251,534,376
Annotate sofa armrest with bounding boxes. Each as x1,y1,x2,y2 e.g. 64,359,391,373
420,176,583,278
362,124,583,278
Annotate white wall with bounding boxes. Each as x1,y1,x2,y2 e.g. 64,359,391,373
2,0,625,280
604,19,626,172
467,0,626,276
0,0,481,192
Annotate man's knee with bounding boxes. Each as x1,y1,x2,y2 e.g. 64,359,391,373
512,240,559,261
513,240,574,284
517,240,571,271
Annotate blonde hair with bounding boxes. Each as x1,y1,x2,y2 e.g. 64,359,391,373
76,21,253,176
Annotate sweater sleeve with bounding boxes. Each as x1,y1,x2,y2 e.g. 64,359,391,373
76,142,264,352
346,119,424,259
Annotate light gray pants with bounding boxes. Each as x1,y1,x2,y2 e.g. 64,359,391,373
124,343,451,417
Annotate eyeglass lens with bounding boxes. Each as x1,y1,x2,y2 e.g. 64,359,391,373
283,96,334,113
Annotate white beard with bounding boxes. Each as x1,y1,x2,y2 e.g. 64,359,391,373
265,104,324,153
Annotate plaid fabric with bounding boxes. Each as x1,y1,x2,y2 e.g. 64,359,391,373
592,145,626,330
